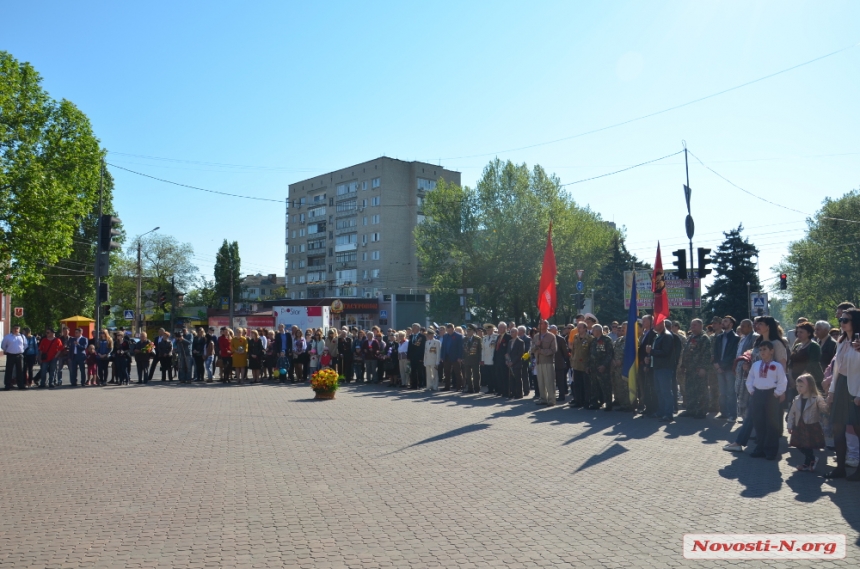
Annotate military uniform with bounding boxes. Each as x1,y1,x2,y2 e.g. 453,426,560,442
679,332,712,417
463,333,482,393
569,333,593,407
588,335,615,409
611,335,629,409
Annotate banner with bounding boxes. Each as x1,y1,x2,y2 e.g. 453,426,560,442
273,306,331,332
623,270,701,309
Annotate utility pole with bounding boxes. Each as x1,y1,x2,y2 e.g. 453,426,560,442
135,227,159,335
229,257,234,329
683,142,697,319
169,275,176,333
95,160,104,334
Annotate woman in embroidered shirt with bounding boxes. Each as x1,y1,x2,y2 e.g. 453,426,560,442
826,307,860,480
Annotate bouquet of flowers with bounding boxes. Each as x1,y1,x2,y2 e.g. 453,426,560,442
140,342,153,354
311,368,339,392
522,352,530,362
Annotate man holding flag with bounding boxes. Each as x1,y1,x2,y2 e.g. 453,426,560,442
621,275,639,410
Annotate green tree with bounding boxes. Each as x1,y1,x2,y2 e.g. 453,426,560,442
214,240,240,306
416,158,618,324
1,51,105,298
592,234,649,325
776,189,860,323
702,225,760,323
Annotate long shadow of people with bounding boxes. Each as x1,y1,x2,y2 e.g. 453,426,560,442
718,452,784,498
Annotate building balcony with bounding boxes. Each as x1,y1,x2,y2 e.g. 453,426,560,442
335,242,358,253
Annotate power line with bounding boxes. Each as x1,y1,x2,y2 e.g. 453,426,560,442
434,41,859,161
560,151,683,187
107,163,284,203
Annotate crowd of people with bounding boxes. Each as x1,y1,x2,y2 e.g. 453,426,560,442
3,302,859,479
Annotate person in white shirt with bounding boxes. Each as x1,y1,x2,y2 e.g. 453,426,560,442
424,329,442,392
2,325,26,390
745,341,787,460
480,325,497,393
396,332,410,388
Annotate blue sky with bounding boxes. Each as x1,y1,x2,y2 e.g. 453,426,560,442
3,1,859,295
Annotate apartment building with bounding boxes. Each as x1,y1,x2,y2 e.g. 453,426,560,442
285,157,461,300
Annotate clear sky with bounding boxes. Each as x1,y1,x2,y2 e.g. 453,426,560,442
3,1,859,295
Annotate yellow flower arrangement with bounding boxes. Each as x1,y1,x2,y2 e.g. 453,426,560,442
310,368,340,392
522,352,530,361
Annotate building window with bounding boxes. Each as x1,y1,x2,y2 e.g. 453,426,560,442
308,238,326,251
336,181,358,196
371,214,380,224
298,260,306,269
312,193,326,203
298,275,306,284
363,216,368,226
336,199,357,213
308,206,325,218
371,269,380,278
291,276,296,284
362,252,367,261
300,213,305,222
336,233,357,245
361,199,367,208
371,250,380,260
291,230,296,238
361,180,368,191
299,228,306,237
370,196,380,207
308,222,325,234
372,177,381,188
417,214,426,224
290,245,296,253
417,178,436,191
336,251,357,263
371,232,380,242
336,218,357,230
362,234,367,245
336,269,357,284
299,244,305,253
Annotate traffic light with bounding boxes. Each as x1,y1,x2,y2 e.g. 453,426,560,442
158,291,167,310
671,249,687,280
98,215,122,253
101,305,110,318
579,294,586,309
697,247,712,278
779,273,788,290
98,282,109,303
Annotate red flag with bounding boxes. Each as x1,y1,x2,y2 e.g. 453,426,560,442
537,222,557,320
652,242,669,326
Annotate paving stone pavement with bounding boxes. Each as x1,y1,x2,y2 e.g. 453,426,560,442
0,377,858,568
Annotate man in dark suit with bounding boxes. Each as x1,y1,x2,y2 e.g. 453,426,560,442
147,328,167,382
550,325,570,403
638,315,657,416
338,329,354,382
407,323,426,389
493,322,511,396
815,320,837,370
274,324,293,382
440,323,464,391
712,315,740,421
507,326,525,398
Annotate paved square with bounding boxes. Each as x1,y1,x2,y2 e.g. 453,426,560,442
1,378,858,568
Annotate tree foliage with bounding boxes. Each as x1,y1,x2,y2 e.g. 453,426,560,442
592,234,649,325
416,158,618,325
702,224,760,323
1,51,105,298
776,190,860,323
214,240,241,305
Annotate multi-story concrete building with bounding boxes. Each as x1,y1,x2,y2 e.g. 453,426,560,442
284,157,460,302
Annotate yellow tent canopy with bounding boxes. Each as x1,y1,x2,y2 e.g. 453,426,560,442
59,315,95,324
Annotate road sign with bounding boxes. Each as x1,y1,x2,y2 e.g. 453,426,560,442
144,300,155,308
576,269,585,280
143,309,155,316
13,307,23,318
576,281,584,292
751,292,769,316
143,289,155,297
123,310,135,320
380,310,388,319
220,296,230,310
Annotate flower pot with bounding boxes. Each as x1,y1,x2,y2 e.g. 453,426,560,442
314,390,336,400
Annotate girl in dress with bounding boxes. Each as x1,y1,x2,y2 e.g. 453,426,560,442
786,373,827,472
86,344,98,386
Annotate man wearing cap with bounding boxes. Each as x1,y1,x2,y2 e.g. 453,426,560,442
424,328,441,391
588,323,615,410
493,322,511,396
507,326,526,398
407,323,426,390
480,324,496,393
440,323,464,392
462,324,482,393
568,322,593,407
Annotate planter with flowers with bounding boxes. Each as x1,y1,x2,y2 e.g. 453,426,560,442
311,368,339,400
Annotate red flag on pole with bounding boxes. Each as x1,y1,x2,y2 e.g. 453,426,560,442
652,242,669,326
537,221,557,320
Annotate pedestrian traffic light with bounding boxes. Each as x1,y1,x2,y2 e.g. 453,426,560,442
671,249,687,280
158,291,167,310
697,247,712,278
98,282,109,303
101,305,110,318
98,215,122,253
579,294,586,309
779,273,788,290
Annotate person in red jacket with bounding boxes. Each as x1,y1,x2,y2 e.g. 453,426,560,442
38,328,65,389
218,327,233,382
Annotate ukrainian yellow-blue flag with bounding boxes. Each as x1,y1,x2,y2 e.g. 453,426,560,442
622,273,639,404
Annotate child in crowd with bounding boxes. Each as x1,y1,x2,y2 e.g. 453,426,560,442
86,344,98,386
320,348,332,370
353,344,365,383
786,373,828,471
745,341,788,460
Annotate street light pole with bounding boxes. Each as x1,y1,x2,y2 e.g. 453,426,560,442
136,227,159,335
